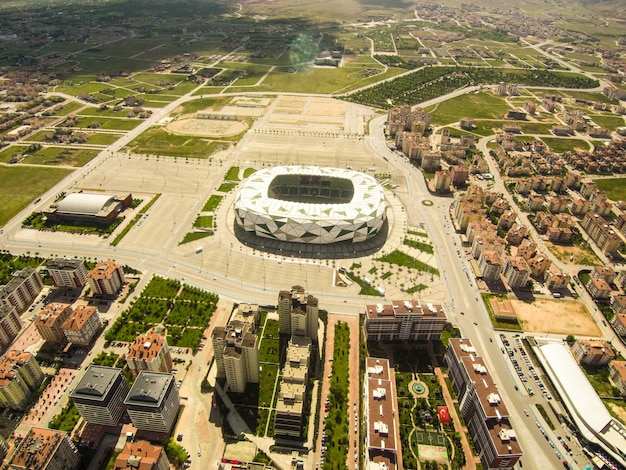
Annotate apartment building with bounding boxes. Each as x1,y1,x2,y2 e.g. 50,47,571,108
364,300,446,341
445,339,523,469
501,256,530,289
212,304,260,394
580,213,623,255
126,327,173,379
70,365,130,426
0,305,23,352
124,371,180,433
88,261,125,296
277,286,318,342
608,361,626,397
571,339,615,366
0,268,43,313
46,258,88,289
0,350,44,410
62,305,102,347
35,303,73,344
273,336,312,439
478,250,502,281
612,313,626,337
364,357,399,470
114,440,170,470
7,427,79,470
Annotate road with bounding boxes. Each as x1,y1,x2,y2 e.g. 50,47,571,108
1,43,611,468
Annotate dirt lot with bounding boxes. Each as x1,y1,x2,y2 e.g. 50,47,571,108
512,298,602,336
166,118,248,137
545,241,601,266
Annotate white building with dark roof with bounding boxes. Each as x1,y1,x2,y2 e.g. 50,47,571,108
0,305,23,352
70,365,130,426
0,268,43,314
46,258,88,289
124,371,180,433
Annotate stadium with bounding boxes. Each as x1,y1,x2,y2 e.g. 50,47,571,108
234,166,387,245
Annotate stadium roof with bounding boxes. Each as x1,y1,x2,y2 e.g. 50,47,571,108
539,342,626,468
56,193,116,216
234,165,386,222
539,342,611,432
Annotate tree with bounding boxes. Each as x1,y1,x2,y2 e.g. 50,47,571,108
162,438,187,467
566,334,576,345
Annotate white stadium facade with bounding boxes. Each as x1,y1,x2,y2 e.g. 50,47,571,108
234,166,387,244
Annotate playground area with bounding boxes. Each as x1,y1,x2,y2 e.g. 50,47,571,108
415,430,449,463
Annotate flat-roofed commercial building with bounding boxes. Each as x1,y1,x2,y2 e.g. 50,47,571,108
62,305,102,347
0,305,23,352
0,268,43,314
114,440,170,470
277,286,319,342
364,357,399,470
126,327,173,379
70,365,130,426
88,261,125,296
364,300,446,341
0,350,44,410
46,258,88,289
274,337,311,439
445,339,522,469
7,427,79,470
124,371,179,433
35,303,73,344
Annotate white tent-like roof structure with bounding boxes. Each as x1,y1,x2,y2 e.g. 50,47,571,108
56,193,116,216
538,342,626,468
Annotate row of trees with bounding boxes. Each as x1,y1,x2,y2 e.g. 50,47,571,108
344,66,599,109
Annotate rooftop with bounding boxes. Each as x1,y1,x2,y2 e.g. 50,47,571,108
71,365,122,400
125,371,174,407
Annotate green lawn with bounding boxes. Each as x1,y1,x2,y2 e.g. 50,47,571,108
428,92,512,125
0,166,73,226
590,115,625,130
180,231,213,244
201,195,223,212
21,147,99,167
596,178,626,202
193,216,213,228
125,127,226,159
539,137,591,153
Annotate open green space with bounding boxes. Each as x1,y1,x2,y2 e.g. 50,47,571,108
595,178,626,202
180,231,213,244
49,402,80,432
539,137,591,153
0,253,43,284
590,115,625,130
321,321,351,469
428,92,512,125
125,127,227,159
201,195,223,212
193,216,213,228
103,274,217,346
376,249,439,275
0,166,73,227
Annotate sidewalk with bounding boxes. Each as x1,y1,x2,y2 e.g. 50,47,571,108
433,366,479,470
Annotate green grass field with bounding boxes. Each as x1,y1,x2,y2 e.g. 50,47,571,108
540,137,591,153
595,178,626,202
428,92,512,125
125,128,226,159
0,166,73,226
